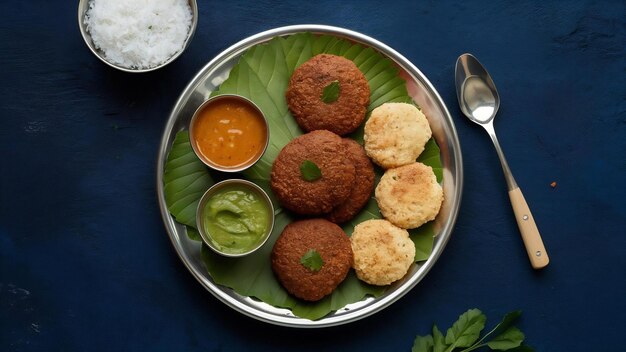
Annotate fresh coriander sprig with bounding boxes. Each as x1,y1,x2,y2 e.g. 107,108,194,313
300,249,323,271
300,160,322,181
412,309,534,352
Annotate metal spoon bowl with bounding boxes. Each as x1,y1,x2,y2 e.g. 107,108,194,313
455,53,549,269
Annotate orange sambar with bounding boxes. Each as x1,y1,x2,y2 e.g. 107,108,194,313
191,96,267,170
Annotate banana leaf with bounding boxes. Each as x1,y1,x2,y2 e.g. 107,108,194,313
163,32,443,320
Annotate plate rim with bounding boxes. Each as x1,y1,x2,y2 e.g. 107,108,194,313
156,24,463,328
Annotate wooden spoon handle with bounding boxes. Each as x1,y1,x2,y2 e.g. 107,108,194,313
508,187,550,269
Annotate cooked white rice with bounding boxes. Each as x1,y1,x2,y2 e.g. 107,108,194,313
84,0,192,69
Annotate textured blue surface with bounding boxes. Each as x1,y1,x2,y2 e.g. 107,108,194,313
1,1,624,351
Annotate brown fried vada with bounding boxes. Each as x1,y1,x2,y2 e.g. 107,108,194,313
270,130,356,215
271,219,353,301
286,54,370,136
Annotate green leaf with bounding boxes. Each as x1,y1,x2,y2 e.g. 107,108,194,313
487,327,525,350
300,249,323,271
414,310,532,352
321,80,340,103
412,222,435,262
432,325,448,352
290,270,383,319
186,227,202,241
300,160,322,181
412,335,434,352
445,309,487,348
163,131,214,229
417,138,443,183
478,310,522,346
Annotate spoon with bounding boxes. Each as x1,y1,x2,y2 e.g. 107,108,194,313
455,53,549,269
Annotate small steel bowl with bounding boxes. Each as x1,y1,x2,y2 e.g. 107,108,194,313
196,179,275,257
189,94,270,173
77,0,198,73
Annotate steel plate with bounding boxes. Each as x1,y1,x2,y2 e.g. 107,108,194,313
156,25,463,328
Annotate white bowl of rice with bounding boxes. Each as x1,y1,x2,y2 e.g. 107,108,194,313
78,0,198,72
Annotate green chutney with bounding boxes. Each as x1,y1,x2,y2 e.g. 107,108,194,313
201,185,271,254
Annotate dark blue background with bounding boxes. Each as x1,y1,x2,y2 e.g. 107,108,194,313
1,1,624,351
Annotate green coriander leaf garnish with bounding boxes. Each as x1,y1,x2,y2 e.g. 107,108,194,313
300,160,322,181
300,249,323,271
321,80,340,103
